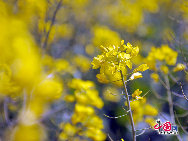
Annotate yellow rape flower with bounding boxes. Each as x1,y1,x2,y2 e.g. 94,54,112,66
132,89,143,100
103,86,120,102
173,63,186,72
59,123,77,140
144,104,158,116
160,65,169,74
92,25,121,47
150,73,159,82
130,72,143,80
133,64,149,73
33,77,63,102
145,117,156,127
12,123,46,141
92,40,147,85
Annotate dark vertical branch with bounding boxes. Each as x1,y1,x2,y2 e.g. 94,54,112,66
42,0,63,51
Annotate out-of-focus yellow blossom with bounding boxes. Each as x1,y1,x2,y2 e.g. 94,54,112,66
145,117,156,127
84,128,106,141
59,123,77,140
54,59,70,72
85,44,95,55
42,55,54,70
92,40,148,86
55,24,74,40
161,45,178,65
63,0,90,22
150,73,159,82
132,89,143,100
12,123,46,141
145,45,178,71
103,86,120,102
72,55,91,72
145,44,180,83
0,64,21,96
28,99,47,118
186,73,188,82
64,95,75,102
92,25,121,47
173,63,186,72
160,65,169,74
128,98,158,124
144,104,158,116
105,0,160,32
60,79,106,140
0,2,66,141
130,72,143,80
178,0,188,22
33,77,63,102
68,79,103,108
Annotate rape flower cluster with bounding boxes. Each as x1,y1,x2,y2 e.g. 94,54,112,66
91,40,149,86
129,97,158,126
145,45,186,82
60,79,106,141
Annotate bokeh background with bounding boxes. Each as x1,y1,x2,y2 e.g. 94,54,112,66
0,0,188,141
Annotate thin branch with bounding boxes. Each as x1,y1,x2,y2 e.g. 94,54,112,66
135,127,152,132
164,75,175,124
169,72,181,85
171,92,185,98
175,112,188,135
107,134,113,141
173,102,188,110
151,88,167,101
104,110,129,119
159,112,168,121
180,82,188,102
120,70,136,141
142,90,150,98
176,112,188,118
136,130,146,137
42,0,62,50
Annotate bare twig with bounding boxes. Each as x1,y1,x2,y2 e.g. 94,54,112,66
175,112,188,135
173,102,188,110
159,112,168,121
176,111,188,118
151,87,167,101
164,75,175,124
104,110,129,119
107,134,113,141
42,0,62,50
136,130,146,137
135,127,152,132
180,82,188,102
171,92,185,98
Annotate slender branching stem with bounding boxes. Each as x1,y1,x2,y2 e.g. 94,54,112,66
164,75,182,141
42,0,62,51
164,75,175,123
120,70,136,141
